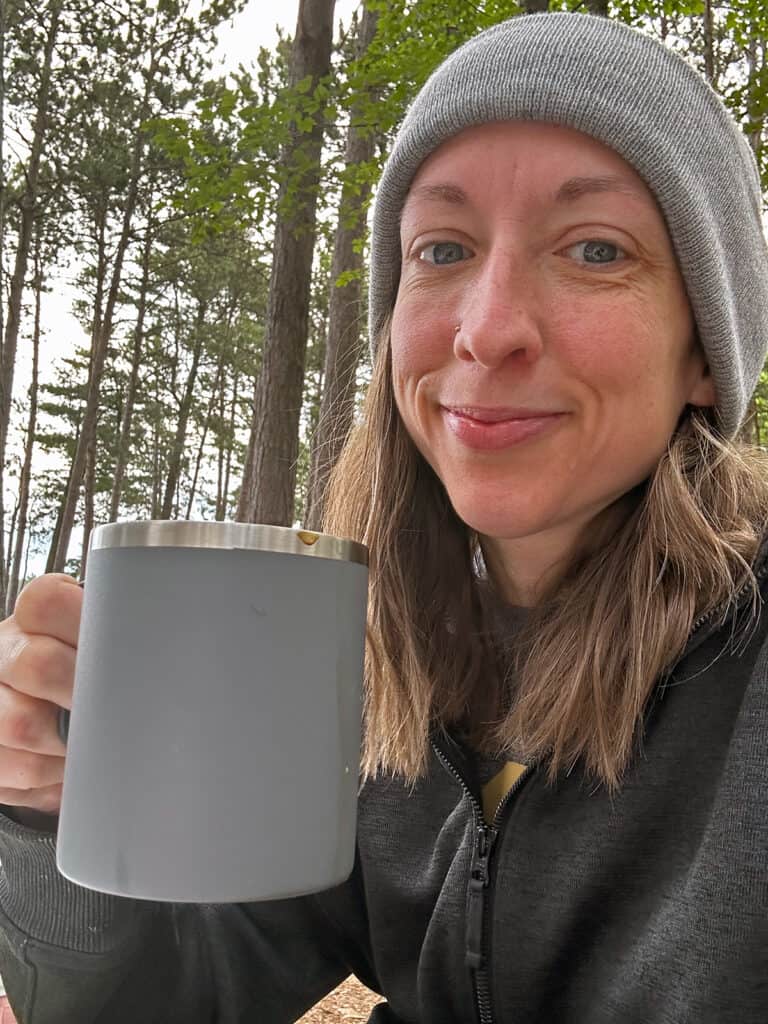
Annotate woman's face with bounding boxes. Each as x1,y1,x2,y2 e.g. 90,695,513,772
391,121,715,600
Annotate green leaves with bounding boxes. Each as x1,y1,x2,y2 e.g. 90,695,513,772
5,0,768,560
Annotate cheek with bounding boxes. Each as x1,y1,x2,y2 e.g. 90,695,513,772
549,303,648,391
391,297,450,381
552,298,686,400
389,304,422,430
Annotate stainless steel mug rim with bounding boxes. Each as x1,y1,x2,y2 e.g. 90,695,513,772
88,521,368,566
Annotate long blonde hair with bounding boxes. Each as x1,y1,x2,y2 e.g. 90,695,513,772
322,329,768,790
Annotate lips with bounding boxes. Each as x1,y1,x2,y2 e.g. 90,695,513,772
444,406,561,422
441,406,566,450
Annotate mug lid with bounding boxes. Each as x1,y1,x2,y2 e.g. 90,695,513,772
89,521,368,566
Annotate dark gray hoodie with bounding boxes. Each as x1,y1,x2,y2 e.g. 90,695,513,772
0,553,766,1024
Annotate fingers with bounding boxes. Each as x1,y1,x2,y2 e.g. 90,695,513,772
0,781,63,815
12,574,83,649
0,745,65,792
0,680,67,812
0,575,80,819
0,683,68,755
0,633,75,711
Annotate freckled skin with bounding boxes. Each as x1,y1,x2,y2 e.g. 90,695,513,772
391,122,715,604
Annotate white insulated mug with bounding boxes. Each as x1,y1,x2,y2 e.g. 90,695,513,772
56,521,368,903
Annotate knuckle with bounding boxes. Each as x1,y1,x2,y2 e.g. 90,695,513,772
40,783,63,814
0,784,62,815
18,635,68,691
12,750,53,790
13,574,76,633
0,623,29,676
5,706,41,750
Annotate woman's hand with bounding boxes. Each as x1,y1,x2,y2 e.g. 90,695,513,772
0,574,81,817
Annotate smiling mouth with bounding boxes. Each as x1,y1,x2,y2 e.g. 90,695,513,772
441,407,566,450
443,406,563,422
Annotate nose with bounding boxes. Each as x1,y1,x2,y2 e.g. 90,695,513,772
453,253,543,369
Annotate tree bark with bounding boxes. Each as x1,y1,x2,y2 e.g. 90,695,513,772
237,0,336,526
185,353,225,520
79,434,96,578
6,232,42,613
109,216,154,522
5,499,17,585
305,4,379,529
703,0,716,85
160,300,208,520
152,406,162,519
745,34,764,162
216,378,227,519
0,1,61,601
0,0,8,345
217,369,240,520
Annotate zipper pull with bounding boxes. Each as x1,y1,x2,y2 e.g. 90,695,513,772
465,823,498,970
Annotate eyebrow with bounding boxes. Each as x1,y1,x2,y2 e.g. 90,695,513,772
406,183,469,206
403,175,645,212
554,175,645,202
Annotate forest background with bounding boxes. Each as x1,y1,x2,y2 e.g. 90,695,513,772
1,1,767,1018
1,0,767,628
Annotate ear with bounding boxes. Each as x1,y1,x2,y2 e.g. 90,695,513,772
687,360,716,409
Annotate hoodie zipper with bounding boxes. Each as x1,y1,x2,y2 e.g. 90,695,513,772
427,551,768,1020
686,558,768,650
431,737,533,1024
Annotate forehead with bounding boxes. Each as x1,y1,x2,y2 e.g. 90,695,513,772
402,121,656,212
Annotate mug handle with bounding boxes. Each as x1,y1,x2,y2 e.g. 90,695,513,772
58,578,85,745
58,707,70,744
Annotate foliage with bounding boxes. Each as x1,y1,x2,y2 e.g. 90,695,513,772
2,0,768,582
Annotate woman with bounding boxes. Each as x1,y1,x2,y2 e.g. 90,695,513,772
0,12,765,1024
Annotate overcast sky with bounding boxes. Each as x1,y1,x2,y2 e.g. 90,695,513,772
213,0,362,71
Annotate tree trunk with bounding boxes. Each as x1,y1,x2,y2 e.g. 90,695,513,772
0,0,8,345
237,0,336,526
305,3,379,529
0,1,62,602
217,369,240,520
152,406,162,519
45,457,74,574
523,1,549,14
79,434,96,578
5,499,17,584
50,60,157,571
745,33,764,162
46,210,107,572
22,530,31,589
703,0,716,85
109,216,154,522
185,354,225,520
160,300,208,520
6,232,42,613
216,378,227,519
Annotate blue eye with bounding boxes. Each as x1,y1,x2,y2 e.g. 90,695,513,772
419,241,471,265
567,240,626,264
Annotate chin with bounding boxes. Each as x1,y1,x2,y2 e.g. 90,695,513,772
446,495,551,541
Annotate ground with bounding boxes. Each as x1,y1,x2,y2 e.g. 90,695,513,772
298,976,381,1022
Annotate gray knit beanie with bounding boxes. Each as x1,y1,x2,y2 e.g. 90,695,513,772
369,12,768,438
